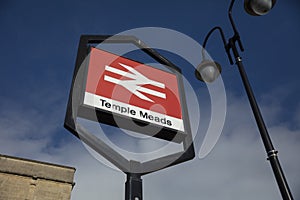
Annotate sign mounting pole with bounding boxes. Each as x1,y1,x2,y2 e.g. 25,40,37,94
125,173,143,200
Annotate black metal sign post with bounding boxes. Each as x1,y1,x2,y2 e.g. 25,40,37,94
64,35,195,200
125,173,143,200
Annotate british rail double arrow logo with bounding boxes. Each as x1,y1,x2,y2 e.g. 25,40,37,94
104,63,166,103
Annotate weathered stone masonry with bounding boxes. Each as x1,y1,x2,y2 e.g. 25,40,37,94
0,154,75,200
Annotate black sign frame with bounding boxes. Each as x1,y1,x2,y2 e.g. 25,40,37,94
64,35,195,174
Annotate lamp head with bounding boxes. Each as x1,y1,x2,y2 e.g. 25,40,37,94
195,60,222,83
244,0,277,16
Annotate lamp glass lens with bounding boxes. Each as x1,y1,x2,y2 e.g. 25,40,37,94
200,65,220,83
250,0,273,15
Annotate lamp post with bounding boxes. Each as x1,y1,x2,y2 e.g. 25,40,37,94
195,0,294,199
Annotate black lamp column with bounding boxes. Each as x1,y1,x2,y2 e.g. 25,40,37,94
197,0,294,199
227,28,294,200
232,45,293,200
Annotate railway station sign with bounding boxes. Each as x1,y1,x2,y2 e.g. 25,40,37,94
80,47,185,141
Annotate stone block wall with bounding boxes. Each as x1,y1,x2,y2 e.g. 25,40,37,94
0,154,75,200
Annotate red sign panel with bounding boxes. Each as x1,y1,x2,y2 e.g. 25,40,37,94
83,47,184,132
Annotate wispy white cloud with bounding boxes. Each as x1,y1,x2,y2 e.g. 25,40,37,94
144,91,300,200
0,85,299,200
0,87,65,160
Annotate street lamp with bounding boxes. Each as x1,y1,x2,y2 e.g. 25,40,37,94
244,0,277,16
195,0,294,200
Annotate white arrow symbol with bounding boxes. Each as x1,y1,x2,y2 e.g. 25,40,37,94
104,63,166,102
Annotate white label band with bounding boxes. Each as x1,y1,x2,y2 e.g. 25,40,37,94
83,92,185,132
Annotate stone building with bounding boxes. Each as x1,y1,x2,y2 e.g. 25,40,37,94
0,154,75,200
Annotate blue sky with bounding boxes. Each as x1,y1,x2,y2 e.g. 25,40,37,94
1,0,300,199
